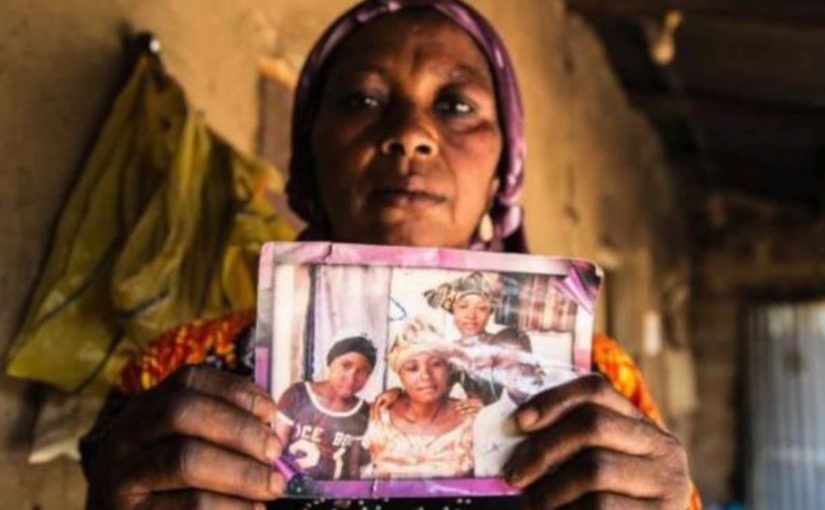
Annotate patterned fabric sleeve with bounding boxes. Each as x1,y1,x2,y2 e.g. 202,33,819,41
592,333,703,510
118,311,256,395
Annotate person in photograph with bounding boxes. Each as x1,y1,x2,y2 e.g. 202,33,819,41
426,272,535,406
424,271,501,406
425,271,498,347
362,318,474,479
472,328,548,477
274,335,377,480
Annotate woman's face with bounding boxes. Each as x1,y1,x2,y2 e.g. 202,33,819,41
311,10,502,247
327,352,373,399
452,293,493,337
398,352,451,404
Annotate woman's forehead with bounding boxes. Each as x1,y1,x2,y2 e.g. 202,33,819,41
333,351,371,363
405,351,445,363
456,293,490,304
326,10,493,85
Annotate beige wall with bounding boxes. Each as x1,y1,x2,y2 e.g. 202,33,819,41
0,0,689,507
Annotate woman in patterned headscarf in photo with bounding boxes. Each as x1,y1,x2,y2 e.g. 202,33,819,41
422,271,531,407
82,1,701,509
425,271,500,346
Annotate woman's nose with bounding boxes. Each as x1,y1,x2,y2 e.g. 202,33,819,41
381,136,436,159
380,105,438,160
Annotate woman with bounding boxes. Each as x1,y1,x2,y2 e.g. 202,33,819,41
83,1,699,509
274,335,376,481
363,318,473,478
452,291,494,341
423,272,538,407
421,271,509,406
425,271,498,345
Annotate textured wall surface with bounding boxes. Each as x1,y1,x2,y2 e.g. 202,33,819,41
0,0,685,507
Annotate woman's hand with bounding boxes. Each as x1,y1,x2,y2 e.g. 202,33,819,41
504,375,690,510
371,387,402,421
455,397,484,417
87,365,285,510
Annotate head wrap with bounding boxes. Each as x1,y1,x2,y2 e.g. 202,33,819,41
423,271,499,313
387,317,458,373
287,0,527,252
326,335,378,367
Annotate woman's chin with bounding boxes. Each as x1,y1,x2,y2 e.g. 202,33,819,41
370,220,470,248
408,391,445,404
331,208,473,247
331,385,358,399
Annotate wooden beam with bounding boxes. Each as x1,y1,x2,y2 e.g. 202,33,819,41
629,90,825,145
565,0,825,26
673,154,823,210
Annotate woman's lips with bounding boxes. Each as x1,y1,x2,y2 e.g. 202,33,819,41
370,188,447,207
459,322,481,333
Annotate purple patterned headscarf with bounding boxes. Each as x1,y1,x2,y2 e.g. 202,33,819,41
286,0,527,253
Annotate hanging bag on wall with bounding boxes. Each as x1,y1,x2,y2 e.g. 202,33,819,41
5,52,294,393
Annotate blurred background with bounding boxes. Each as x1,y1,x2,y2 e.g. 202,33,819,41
1,0,824,508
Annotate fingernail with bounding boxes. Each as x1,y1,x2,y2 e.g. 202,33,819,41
517,407,538,429
269,471,285,495
255,503,266,510
504,465,523,487
265,434,281,462
505,446,534,488
251,393,277,422
503,453,522,485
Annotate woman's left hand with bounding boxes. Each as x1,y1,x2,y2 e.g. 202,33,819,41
455,397,484,417
504,374,690,510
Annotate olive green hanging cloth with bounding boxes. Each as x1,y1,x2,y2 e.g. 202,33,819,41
5,55,294,392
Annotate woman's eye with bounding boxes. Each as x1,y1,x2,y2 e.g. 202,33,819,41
435,95,476,116
342,93,383,110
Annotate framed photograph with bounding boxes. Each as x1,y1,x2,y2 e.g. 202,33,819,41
255,242,602,499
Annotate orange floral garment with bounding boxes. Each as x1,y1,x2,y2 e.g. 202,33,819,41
592,333,703,510
118,311,254,394
118,314,701,509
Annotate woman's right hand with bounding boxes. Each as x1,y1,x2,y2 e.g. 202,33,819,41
86,364,286,510
370,387,402,421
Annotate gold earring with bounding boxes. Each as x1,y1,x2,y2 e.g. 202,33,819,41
478,212,494,243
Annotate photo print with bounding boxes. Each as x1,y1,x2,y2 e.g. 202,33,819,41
254,242,602,498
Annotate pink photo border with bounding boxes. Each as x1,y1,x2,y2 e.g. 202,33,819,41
255,242,602,499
